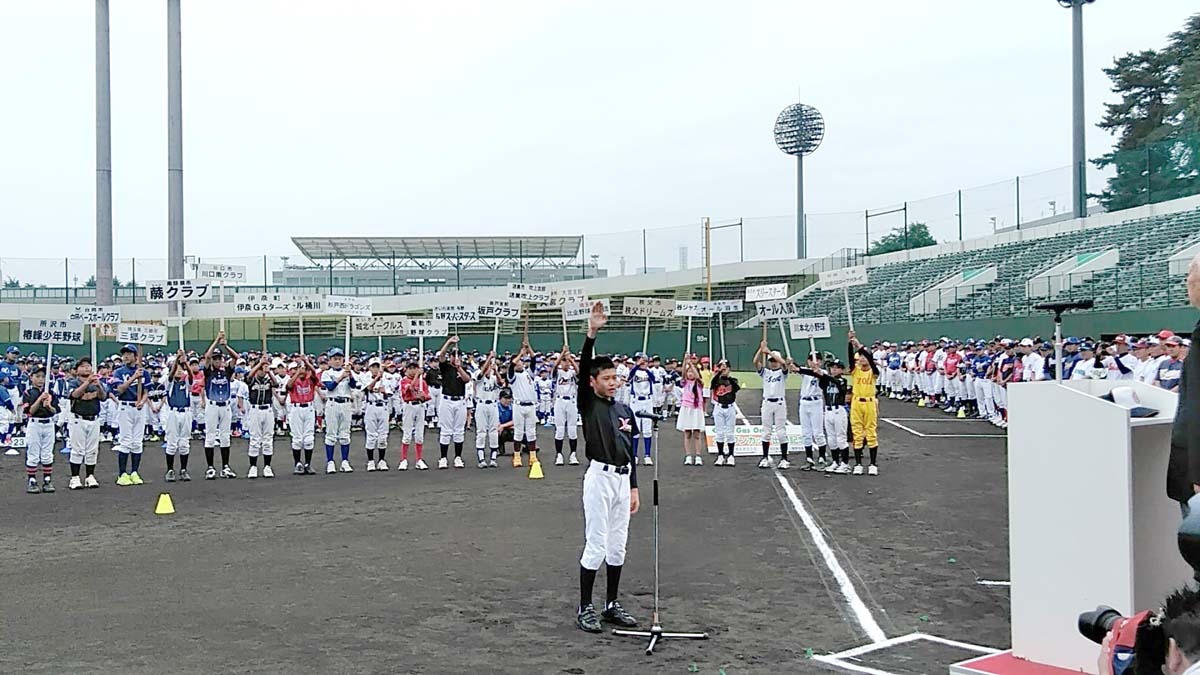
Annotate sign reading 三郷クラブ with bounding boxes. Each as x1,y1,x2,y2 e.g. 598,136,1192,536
19,318,85,345
788,316,831,339
117,323,169,346
146,279,211,303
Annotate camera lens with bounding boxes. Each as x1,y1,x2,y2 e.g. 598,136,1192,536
1078,605,1123,644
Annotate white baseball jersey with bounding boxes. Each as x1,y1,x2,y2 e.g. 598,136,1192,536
761,367,786,400
509,368,537,403
321,368,355,398
474,371,501,402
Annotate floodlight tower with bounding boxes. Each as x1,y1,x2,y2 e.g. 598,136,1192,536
774,102,824,260
1058,0,1095,219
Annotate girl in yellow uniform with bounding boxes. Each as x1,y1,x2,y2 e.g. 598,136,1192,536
848,331,881,476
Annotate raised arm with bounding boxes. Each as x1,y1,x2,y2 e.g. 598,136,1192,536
437,335,460,362
204,333,222,365
578,301,605,413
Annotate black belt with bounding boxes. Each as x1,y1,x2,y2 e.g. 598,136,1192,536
765,397,783,403
371,402,388,407
31,417,52,423
558,396,574,400
636,396,649,401
479,400,495,405
170,406,189,412
597,462,630,475
826,405,841,412
717,403,733,409
252,404,272,410
405,400,424,405
802,396,820,401
518,401,535,406
856,397,875,403
444,395,464,401
292,402,311,407
74,414,97,421
209,401,228,407
119,400,138,406
331,397,350,404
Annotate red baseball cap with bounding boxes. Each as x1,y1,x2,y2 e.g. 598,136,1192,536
1158,329,1175,339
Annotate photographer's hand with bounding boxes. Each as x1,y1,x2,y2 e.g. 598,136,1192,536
1097,631,1115,675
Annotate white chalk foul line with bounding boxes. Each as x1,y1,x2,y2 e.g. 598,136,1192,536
975,579,1011,587
774,472,888,644
881,418,1006,439
816,633,1001,675
812,655,900,675
881,418,926,437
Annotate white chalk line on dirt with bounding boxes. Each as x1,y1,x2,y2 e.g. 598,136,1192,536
774,472,888,644
814,632,1000,675
881,418,1006,439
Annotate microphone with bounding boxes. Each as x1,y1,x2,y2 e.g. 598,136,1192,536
1033,299,1094,313
634,410,664,421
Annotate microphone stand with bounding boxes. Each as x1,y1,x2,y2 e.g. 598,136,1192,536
1033,300,1093,384
613,411,709,655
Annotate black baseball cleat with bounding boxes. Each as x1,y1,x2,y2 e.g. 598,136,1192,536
576,604,602,633
601,601,639,628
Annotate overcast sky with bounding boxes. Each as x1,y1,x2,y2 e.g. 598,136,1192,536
1,0,1197,274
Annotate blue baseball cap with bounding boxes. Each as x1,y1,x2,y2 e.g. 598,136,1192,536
1065,337,1080,345
5,346,18,354
119,344,137,354
328,347,344,357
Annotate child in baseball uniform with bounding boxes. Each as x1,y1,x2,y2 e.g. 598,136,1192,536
22,366,58,494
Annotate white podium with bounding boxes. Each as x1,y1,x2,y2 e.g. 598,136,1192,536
953,380,1189,675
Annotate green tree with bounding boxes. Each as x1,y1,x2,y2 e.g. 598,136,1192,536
3,277,19,289
868,222,936,256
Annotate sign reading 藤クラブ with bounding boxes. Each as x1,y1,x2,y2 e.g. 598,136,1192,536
564,298,611,321
351,315,409,337
323,295,373,317
818,265,869,291
621,297,674,318
477,299,521,320
755,299,801,320
406,318,449,338
788,316,832,339
146,279,211,303
19,319,85,345
192,263,247,282
117,323,169,346
673,300,715,317
433,305,480,323
744,283,788,302
506,283,551,304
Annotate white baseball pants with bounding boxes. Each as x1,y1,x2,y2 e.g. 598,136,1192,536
401,402,425,444
25,418,54,467
288,404,315,450
474,401,499,450
579,461,631,570
513,402,537,443
364,402,390,450
438,398,467,445
823,407,849,450
164,408,192,456
245,405,274,458
116,402,145,455
325,401,352,446
798,398,826,448
712,403,736,444
553,397,579,441
204,401,232,448
760,399,788,444
68,417,100,466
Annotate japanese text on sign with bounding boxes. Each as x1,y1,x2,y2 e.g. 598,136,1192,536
708,299,743,314
19,319,85,345
478,299,522,320
192,263,247,282
506,283,551,304
621,297,674,318
818,265,869,291
433,306,480,323
564,299,611,321
351,315,409,337
673,300,715,317
547,287,586,306
323,295,373,317
788,316,832,339
744,283,789,302
755,299,801,320
406,318,449,337
234,292,298,316
117,323,169,346
66,305,121,324
146,279,211,303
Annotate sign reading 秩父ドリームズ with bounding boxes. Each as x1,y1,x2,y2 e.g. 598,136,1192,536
351,316,409,337
19,319,85,345
433,306,480,323
621,297,673,318
789,317,831,339
117,323,169,346
146,279,211,303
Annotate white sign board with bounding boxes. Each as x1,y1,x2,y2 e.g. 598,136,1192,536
351,315,409,337
548,287,586,306
67,305,121,324
478,299,522,320
234,292,299,316
788,316,832,339
745,283,788,302
706,425,805,457
19,318,85,345
117,323,169,346
621,297,674,318
564,298,611,321
324,295,373,318
709,299,744,314
506,283,551,304
406,318,449,338
755,299,801,320
673,300,715,318
818,265,869,291
433,305,480,323
192,263,247,282
146,279,212,303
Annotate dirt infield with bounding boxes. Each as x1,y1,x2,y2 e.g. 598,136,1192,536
0,392,1009,674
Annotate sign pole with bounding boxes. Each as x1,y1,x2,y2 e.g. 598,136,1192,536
176,300,185,351
809,337,817,360
561,309,568,348
298,312,306,356
492,317,500,353
642,317,650,354
418,335,425,359
843,287,855,333
718,312,726,361
777,320,793,361
707,318,713,364
90,325,98,365
219,280,226,333
46,343,53,378
344,316,351,355
685,316,693,357
377,335,383,356
260,315,267,354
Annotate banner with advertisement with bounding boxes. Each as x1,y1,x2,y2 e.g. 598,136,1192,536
704,424,805,457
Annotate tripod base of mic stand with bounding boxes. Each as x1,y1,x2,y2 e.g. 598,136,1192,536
613,624,709,655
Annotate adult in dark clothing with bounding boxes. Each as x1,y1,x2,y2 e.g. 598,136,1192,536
575,301,640,634
1168,255,1200,512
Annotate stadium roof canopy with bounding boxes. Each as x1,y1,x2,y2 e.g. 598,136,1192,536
291,236,582,263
